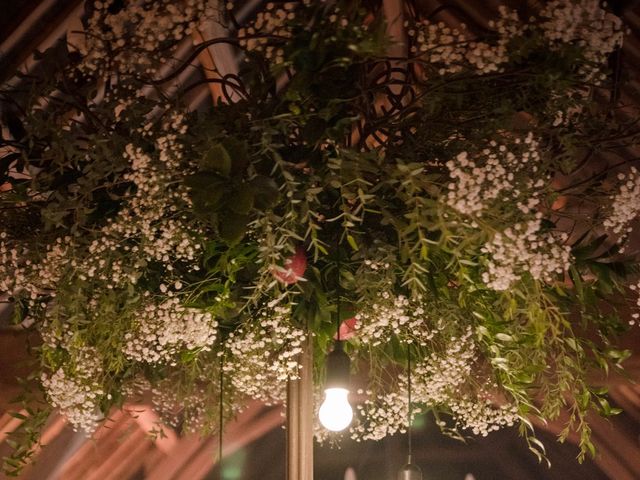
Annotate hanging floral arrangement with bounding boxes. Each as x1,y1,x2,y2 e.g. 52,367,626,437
0,0,638,474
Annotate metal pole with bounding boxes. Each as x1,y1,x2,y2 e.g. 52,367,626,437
287,335,314,480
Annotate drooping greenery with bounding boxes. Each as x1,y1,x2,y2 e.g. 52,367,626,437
1,0,639,474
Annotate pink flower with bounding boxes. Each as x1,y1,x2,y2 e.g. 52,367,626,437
273,246,307,285
335,317,358,340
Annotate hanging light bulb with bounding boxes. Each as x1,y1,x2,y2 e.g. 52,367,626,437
319,387,353,431
319,341,353,431
319,241,353,432
397,345,422,480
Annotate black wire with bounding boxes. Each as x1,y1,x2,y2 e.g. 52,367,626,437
336,237,342,342
219,354,224,480
407,344,412,461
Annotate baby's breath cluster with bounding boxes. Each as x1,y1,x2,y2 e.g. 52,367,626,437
447,398,518,437
351,389,414,441
236,1,371,66
351,331,517,441
40,314,75,351
0,234,31,298
0,233,72,306
150,380,227,433
224,304,306,404
352,258,438,346
407,0,623,83
481,218,571,291
627,279,640,326
412,330,476,403
408,6,522,76
539,0,624,83
466,7,523,74
354,291,435,346
603,167,640,249
41,346,105,433
81,113,202,288
123,296,218,364
445,133,545,217
237,2,297,64
407,20,468,76
412,330,518,436
78,0,219,77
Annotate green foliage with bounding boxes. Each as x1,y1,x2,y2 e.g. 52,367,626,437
0,0,638,471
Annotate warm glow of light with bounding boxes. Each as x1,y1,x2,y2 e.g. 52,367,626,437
318,388,353,431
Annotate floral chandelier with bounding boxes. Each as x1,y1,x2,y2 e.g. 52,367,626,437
0,0,639,475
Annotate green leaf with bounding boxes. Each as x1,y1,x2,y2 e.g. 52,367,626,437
606,348,631,361
185,172,226,216
222,138,250,175
495,333,515,342
229,186,254,215
200,144,232,176
185,171,226,191
579,390,591,410
220,213,249,244
251,176,280,210
346,234,359,251
572,234,608,260
529,436,547,457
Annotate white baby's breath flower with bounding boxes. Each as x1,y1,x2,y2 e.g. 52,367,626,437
123,297,217,364
603,167,640,250
355,294,435,347
81,113,202,288
409,7,522,76
445,133,545,217
540,0,624,84
224,304,306,404
41,346,105,433
482,218,571,291
349,329,517,442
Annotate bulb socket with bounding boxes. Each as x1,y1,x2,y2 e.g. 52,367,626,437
325,341,350,390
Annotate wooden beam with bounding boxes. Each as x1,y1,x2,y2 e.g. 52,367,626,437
286,336,314,480
84,428,148,480
145,435,203,480
609,385,640,423
179,407,285,480
533,408,640,480
145,401,271,480
127,405,178,454
0,409,26,444
58,410,129,480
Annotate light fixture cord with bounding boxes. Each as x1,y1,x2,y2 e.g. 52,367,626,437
336,236,342,342
407,344,413,463
219,353,224,480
